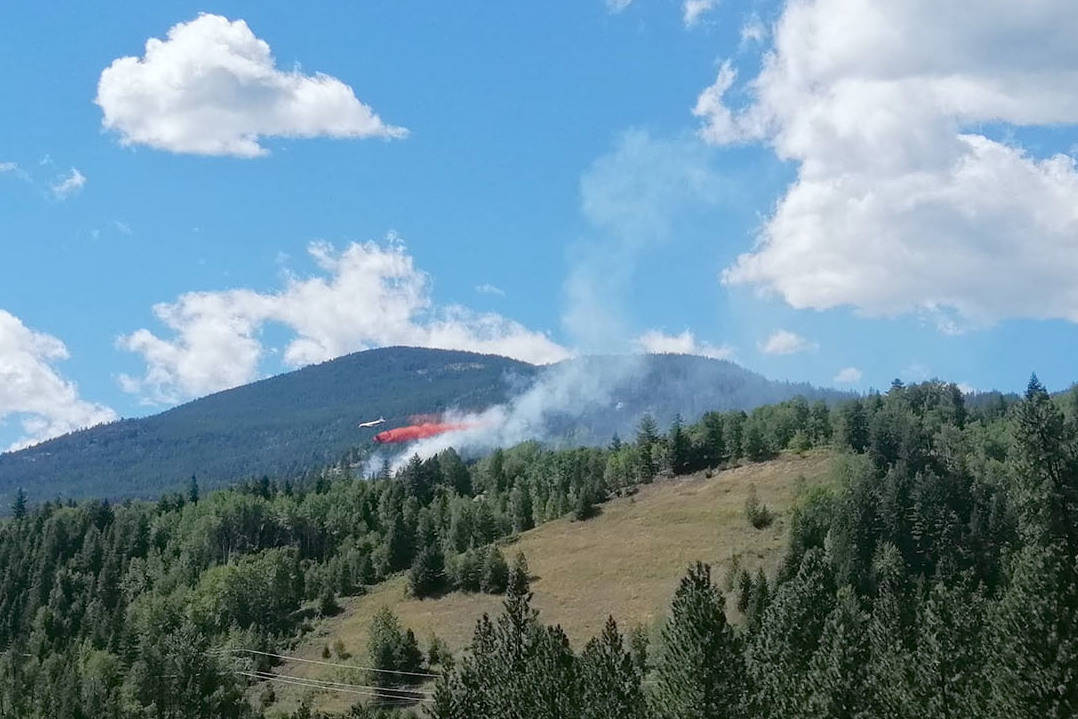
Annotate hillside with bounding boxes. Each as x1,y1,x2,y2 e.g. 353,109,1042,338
0,348,849,506
266,451,835,715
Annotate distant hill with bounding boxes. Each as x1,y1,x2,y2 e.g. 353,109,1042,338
0,347,851,506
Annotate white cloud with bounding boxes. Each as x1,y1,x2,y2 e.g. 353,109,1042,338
683,0,719,27
833,367,863,385
51,168,86,198
759,328,816,355
957,382,976,394
636,329,734,360
606,0,633,12
475,283,506,296
0,310,116,451
119,239,569,404
739,14,766,45
96,14,406,157
0,162,17,173
697,0,1078,330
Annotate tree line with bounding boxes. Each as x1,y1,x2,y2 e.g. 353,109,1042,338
2,378,1073,716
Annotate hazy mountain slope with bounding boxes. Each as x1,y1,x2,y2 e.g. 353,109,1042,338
0,347,850,506
0,347,536,504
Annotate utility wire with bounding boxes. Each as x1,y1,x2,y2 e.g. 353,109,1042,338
217,647,440,679
239,671,430,703
246,669,432,697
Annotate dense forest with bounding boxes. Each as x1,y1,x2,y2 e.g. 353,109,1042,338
0,347,850,507
1,376,1073,717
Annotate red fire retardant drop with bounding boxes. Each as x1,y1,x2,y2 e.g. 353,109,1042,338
373,422,473,444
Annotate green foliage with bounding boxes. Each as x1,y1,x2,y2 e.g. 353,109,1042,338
651,562,744,719
7,375,1078,718
409,544,446,598
11,487,26,519
579,616,645,719
367,606,423,689
744,485,774,529
481,547,509,594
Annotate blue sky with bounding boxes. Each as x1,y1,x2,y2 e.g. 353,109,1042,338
3,0,1078,450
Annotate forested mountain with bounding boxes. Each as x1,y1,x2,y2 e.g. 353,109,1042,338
2,377,1077,718
0,347,849,506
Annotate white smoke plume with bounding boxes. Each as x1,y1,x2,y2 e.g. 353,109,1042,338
375,354,643,472
374,130,724,470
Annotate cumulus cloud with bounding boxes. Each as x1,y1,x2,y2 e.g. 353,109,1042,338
51,168,86,198
696,0,1078,330
759,328,816,355
833,367,863,385
96,14,406,157
636,329,734,360
0,310,116,451
683,0,719,27
118,239,568,404
475,283,506,297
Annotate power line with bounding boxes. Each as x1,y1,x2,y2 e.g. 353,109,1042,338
239,671,430,703
217,647,440,679
247,669,432,698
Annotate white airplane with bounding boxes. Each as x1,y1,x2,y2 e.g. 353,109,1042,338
358,417,386,428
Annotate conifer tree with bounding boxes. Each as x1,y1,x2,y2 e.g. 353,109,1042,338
409,544,445,598
669,414,691,475
580,616,645,719
805,586,869,719
840,400,870,453
910,580,986,719
480,547,509,594
11,488,26,520
747,548,834,717
651,562,744,719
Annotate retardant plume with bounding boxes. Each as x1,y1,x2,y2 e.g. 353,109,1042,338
373,422,475,444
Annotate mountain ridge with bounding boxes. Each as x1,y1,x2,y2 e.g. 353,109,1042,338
0,346,851,505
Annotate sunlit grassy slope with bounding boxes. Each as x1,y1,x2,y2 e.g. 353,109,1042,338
264,450,835,715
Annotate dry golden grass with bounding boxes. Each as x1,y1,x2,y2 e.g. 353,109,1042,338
262,450,835,715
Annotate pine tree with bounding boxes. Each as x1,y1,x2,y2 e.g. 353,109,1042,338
840,400,870,453
910,580,986,719
480,547,509,594
651,562,744,719
636,414,659,481
11,488,26,520
669,414,691,475
1012,374,1078,551
744,421,771,462
509,485,534,532
397,628,424,674
409,544,446,598
987,543,1078,719
368,606,406,688
580,616,645,719
702,412,727,468
747,548,834,717
186,475,199,504
805,587,869,719
438,448,472,496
